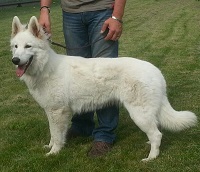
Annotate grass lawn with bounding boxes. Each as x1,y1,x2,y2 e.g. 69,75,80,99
0,0,200,171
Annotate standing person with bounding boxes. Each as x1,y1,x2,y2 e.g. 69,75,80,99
39,0,126,157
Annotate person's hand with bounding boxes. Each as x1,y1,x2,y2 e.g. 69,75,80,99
101,17,123,41
39,8,51,34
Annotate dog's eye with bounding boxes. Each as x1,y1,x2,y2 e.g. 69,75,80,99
15,45,18,48
25,44,32,48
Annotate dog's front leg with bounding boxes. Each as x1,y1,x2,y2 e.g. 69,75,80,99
43,112,55,149
45,107,70,156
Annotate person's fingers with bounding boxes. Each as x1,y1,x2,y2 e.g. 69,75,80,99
100,21,109,34
101,18,123,41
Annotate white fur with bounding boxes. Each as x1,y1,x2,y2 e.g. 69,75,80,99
10,16,197,161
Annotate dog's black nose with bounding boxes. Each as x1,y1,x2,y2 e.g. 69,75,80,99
12,57,20,65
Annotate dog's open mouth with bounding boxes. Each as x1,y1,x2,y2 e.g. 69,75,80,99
16,56,33,77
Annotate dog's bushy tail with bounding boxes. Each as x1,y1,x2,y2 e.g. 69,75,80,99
158,96,197,131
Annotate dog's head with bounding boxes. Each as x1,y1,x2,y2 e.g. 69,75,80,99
10,16,49,77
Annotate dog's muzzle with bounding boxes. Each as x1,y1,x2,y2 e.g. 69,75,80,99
12,56,34,77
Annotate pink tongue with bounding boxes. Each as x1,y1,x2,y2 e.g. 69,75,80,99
16,66,25,77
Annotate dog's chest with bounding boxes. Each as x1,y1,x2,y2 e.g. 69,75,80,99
29,88,49,108
29,84,64,109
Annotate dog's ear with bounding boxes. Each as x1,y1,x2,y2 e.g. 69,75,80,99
11,16,23,38
28,16,42,38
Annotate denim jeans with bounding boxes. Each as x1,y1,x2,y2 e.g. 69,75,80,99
62,9,119,143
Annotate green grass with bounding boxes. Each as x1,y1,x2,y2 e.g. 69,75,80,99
0,0,200,171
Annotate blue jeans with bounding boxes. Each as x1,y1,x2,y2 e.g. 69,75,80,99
62,9,119,143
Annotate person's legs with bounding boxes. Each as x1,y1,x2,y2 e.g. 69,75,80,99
62,11,91,57
84,9,120,156
94,106,119,142
62,9,120,156
62,11,95,137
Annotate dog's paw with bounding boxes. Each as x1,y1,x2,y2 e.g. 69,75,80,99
46,151,57,156
141,155,158,162
141,157,152,162
45,150,59,156
45,144,62,156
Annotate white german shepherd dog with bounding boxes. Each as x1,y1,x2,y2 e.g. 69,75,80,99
10,16,197,161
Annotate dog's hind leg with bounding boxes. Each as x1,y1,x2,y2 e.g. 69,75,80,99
45,108,70,156
124,104,162,161
141,125,162,162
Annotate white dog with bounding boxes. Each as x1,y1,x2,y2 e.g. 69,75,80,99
10,16,197,161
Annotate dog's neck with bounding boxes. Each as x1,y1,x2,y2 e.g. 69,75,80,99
21,46,57,89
